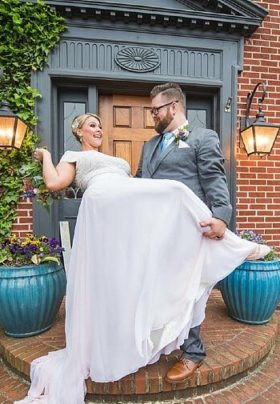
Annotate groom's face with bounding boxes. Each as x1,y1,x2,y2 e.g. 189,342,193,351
151,93,175,134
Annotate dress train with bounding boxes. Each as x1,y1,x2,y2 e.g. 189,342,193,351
15,176,261,404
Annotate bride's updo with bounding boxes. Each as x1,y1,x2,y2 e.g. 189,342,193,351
71,113,102,143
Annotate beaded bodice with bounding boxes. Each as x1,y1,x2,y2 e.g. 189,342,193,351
60,150,131,190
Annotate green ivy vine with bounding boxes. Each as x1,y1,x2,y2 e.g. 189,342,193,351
0,0,65,240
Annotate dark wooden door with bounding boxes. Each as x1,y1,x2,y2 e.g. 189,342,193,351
99,94,155,175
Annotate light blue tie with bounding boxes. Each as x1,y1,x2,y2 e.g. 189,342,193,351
160,132,173,152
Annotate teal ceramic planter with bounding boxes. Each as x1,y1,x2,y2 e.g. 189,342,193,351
0,262,66,337
219,259,280,324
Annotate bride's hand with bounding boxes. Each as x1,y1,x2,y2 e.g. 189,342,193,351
33,148,50,162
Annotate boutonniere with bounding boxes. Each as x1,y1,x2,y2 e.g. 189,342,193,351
173,122,189,142
172,122,190,148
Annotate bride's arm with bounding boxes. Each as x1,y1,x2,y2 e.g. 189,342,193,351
34,148,76,192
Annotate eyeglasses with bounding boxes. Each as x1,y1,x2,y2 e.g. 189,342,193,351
150,100,178,116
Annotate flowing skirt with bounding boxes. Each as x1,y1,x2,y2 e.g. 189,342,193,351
16,174,256,404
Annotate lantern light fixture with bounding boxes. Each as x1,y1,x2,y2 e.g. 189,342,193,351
240,82,280,157
0,101,28,149
0,67,28,150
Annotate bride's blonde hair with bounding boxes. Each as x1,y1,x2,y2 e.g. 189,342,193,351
71,113,102,143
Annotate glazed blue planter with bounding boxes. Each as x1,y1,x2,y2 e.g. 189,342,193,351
0,262,66,337
219,259,280,324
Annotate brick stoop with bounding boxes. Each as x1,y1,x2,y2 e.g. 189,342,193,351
88,316,280,403
0,291,278,403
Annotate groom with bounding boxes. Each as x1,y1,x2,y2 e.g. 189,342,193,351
135,82,232,383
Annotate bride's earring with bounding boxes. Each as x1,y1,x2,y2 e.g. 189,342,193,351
79,136,83,143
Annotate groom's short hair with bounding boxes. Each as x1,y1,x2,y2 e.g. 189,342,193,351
150,83,185,109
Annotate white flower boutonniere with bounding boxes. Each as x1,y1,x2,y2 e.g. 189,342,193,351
173,122,190,148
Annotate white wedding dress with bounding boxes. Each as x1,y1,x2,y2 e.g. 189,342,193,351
16,150,257,404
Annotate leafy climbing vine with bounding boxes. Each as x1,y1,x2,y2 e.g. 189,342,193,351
0,0,65,240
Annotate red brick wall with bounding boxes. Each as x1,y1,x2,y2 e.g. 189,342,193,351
11,200,33,238
237,0,280,250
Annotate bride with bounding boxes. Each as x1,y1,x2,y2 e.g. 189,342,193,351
16,113,269,404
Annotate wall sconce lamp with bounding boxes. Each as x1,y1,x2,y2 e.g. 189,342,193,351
0,67,28,150
240,82,280,156
0,100,28,149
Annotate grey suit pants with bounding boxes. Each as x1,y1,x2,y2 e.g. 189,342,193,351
180,325,206,363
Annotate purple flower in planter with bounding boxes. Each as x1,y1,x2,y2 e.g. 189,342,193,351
0,234,64,267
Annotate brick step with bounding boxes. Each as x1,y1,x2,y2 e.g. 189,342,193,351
87,317,280,403
2,317,280,404
0,291,278,402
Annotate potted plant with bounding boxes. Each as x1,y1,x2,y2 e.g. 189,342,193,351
0,234,66,337
219,230,280,324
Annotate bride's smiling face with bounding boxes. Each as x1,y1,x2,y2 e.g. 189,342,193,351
79,116,103,151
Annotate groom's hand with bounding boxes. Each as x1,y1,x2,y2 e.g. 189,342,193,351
200,218,226,240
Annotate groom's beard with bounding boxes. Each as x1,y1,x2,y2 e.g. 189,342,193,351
154,109,174,134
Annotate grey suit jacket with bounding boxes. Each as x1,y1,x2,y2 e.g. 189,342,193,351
135,127,232,226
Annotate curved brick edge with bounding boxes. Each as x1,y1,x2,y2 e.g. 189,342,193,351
0,291,278,402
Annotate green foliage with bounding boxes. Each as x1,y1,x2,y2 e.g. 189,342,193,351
0,0,65,240
262,248,277,262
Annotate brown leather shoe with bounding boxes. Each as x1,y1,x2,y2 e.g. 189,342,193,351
165,357,203,384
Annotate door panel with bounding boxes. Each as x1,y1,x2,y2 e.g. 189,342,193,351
58,90,88,239
185,95,213,131
63,102,87,151
99,95,155,175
